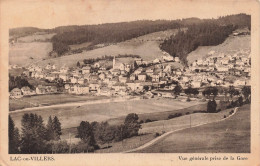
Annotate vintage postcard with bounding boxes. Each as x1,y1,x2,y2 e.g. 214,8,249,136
0,0,259,165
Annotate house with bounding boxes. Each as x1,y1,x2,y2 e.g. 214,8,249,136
162,55,174,61
98,87,113,96
36,85,46,94
112,83,127,92
78,78,85,84
234,80,246,86
216,65,229,72
70,76,78,84
99,73,106,80
126,81,144,91
119,76,128,83
59,74,69,82
152,73,160,82
153,58,161,64
60,67,69,73
137,73,147,81
130,74,136,81
89,83,100,92
10,88,22,98
82,66,92,74
174,57,180,62
21,86,32,96
68,84,90,94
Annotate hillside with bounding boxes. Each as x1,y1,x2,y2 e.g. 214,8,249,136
138,104,250,153
187,35,251,64
33,29,180,68
9,42,53,66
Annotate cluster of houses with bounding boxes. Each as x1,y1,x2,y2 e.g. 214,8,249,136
9,48,251,98
9,85,58,99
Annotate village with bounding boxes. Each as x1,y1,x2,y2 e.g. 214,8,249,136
9,47,251,99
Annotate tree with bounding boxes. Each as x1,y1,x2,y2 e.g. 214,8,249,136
53,116,62,140
9,115,20,154
173,84,182,97
20,113,47,153
76,121,96,151
242,86,251,103
98,122,115,148
124,113,141,138
46,116,54,141
238,96,243,106
77,61,81,67
207,100,217,113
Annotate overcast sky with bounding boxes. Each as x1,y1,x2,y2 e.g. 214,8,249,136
2,0,253,29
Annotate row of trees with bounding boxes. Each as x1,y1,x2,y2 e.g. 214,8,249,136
9,112,142,153
76,113,141,150
9,114,62,154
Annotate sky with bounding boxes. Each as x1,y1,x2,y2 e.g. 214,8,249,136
1,0,253,29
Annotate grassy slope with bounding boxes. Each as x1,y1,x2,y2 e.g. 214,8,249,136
17,33,56,42
34,29,180,68
9,42,53,66
138,104,250,153
187,35,251,64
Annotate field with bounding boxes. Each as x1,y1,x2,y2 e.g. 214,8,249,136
138,104,250,153
187,35,251,64
34,29,180,68
9,42,53,66
9,98,203,131
9,94,109,111
69,42,92,50
17,33,56,42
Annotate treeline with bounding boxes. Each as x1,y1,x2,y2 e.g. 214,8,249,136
9,75,34,91
9,113,142,154
160,23,236,64
160,14,251,64
83,54,141,65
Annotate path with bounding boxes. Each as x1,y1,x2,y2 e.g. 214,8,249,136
123,107,239,153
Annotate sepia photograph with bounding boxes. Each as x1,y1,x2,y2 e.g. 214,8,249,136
1,0,260,165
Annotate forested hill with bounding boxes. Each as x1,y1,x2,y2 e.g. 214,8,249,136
50,20,182,55
160,14,251,65
10,14,250,58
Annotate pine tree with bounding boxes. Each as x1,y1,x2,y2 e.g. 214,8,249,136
46,116,55,141
53,116,62,140
9,115,20,154
20,113,47,153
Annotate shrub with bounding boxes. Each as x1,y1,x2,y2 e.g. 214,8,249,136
145,119,152,123
168,113,182,119
155,132,160,137
217,109,221,112
223,115,226,118
186,112,190,115
139,120,144,124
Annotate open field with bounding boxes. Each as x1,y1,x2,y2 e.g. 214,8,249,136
34,29,180,68
9,94,109,111
95,133,154,153
17,33,56,42
9,98,203,130
69,42,92,50
9,42,53,66
187,35,251,64
138,104,250,153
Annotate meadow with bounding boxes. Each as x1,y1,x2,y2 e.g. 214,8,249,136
138,104,250,153
187,35,250,64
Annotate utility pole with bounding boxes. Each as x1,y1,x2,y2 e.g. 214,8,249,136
69,132,71,153
190,114,191,128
